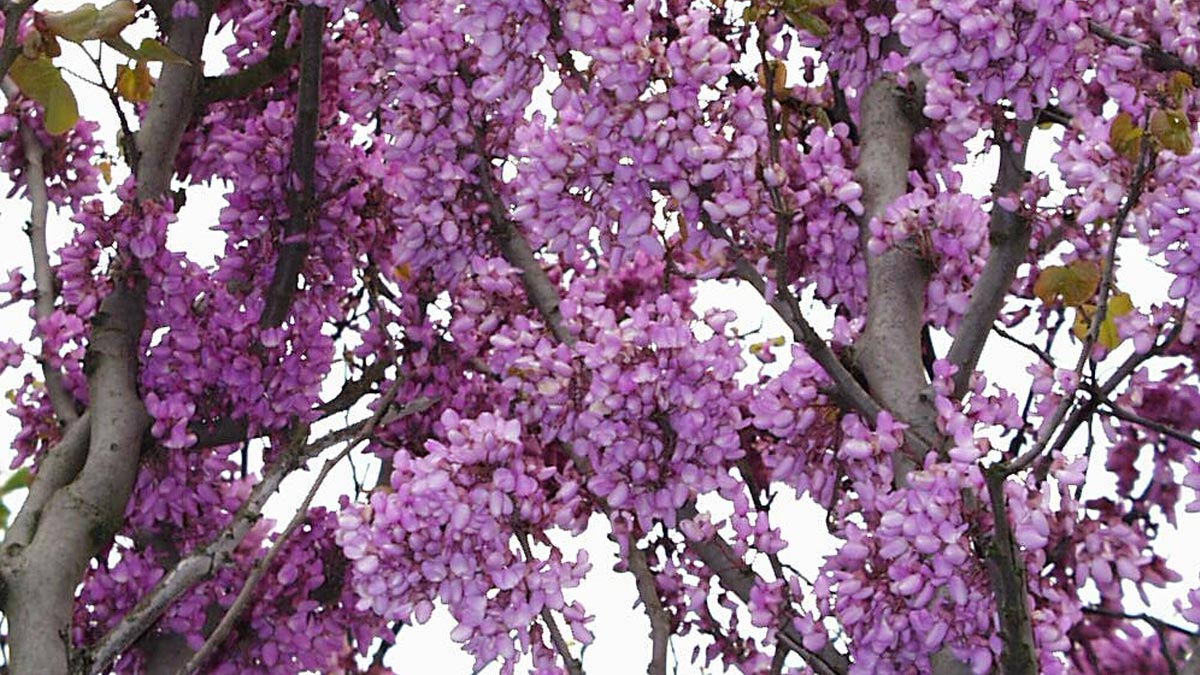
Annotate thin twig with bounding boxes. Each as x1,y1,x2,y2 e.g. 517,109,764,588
472,126,574,345
1088,21,1200,83
86,390,433,675
516,531,585,675
1006,138,1154,475
1099,400,1200,451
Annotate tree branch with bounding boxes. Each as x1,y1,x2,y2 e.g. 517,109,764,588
0,0,34,83
981,467,1038,675
471,124,850,675
260,4,326,327
517,531,585,675
946,119,1034,398
2,412,90,552
5,283,149,675
198,11,299,107
852,70,936,450
2,5,214,672
625,534,671,675
85,392,434,674
1098,400,1200,451
472,127,574,345
0,78,80,424
175,380,403,675
1088,21,1200,83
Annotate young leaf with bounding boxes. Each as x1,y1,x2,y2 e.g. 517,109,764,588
1072,292,1135,349
1033,260,1101,308
785,10,830,37
8,56,80,135
1150,108,1194,156
38,4,101,42
0,468,30,494
1108,111,1143,161
39,0,137,43
116,62,154,103
757,60,787,97
1167,71,1194,106
102,34,142,60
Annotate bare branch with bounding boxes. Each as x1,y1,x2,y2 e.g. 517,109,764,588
0,0,34,82
625,535,670,675
261,4,327,327
199,11,299,107
947,119,1034,397
1099,400,1200,451
176,380,403,675
1046,308,1186,461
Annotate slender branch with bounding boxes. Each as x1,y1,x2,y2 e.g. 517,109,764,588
0,79,79,424
471,123,849,675
1088,21,1200,83
0,0,34,83
189,360,392,448
1082,606,1199,638
699,210,886,435
260,4,326,327
472,127,574,345
993,325,1057,370
1098,400,1200,451
517,532,585,675
625,534,670,675
981,468,1039,675
947,119,1034,397
175,380,403,675
1006,140,1154,475
1048,308,1185,461
198,11,299,107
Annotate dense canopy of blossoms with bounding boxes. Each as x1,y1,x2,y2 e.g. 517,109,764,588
1,0,1199,674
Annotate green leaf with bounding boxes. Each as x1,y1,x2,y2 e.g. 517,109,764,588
784,10,830,37
8,56,80,135
1033,260,1101,308
1150,108,1194,156
102,35,142,60
0,468,30,495
1108,111,1143,161
134,38,189,64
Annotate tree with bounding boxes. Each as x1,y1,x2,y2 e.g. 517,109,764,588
0,0,1198,673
